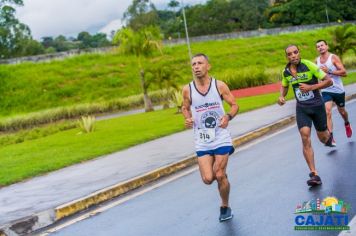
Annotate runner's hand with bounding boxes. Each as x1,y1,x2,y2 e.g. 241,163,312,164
278,96,286,106
185,118,194,129
299,83,312,93
320,65,328,73
219,115,229,128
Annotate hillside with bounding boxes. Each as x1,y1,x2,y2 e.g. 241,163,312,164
0,26,353,118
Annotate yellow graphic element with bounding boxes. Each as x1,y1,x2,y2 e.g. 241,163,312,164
322,197,338,207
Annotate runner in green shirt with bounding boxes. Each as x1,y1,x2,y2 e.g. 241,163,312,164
278,44,335,187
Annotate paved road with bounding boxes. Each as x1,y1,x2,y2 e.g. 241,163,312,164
46,101,356,236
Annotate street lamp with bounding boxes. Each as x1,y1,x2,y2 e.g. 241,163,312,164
325,0,330,23
181,0,192,60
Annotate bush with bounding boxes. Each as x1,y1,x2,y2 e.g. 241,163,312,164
217,67,271,90
77,116,96,133
0,90,167,132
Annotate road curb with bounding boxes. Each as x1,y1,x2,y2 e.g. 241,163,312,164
0,115,296,236
1,92,355,236
55,116,297,222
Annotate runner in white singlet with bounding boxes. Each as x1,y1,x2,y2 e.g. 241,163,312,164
316,39,353,143
182,53,239,222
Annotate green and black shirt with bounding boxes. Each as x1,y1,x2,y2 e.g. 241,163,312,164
282,59,326,107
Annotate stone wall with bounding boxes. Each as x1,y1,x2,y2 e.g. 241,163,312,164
1,21,354,64
0,47,116,64
164,22,355,45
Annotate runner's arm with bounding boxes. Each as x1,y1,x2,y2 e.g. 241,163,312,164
299,75,333,92
217,81,238,128
278,86,288,106
182,85,193,129
331,55,347,77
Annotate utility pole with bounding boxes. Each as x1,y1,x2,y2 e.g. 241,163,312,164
181,0,192,60
325,1,330,23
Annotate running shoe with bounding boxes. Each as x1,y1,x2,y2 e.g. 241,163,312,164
325,133,336,147
307,172,322,187
219,206,233,222
345,123,353,138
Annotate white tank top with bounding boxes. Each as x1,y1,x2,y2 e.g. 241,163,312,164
189,78,232,151
317,53,345,93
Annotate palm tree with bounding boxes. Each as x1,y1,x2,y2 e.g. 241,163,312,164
329,24,356,61
113,26,162,112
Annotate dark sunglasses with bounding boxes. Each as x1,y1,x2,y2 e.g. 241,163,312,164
287,50,299,56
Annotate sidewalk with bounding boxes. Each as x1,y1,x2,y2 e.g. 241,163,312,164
1,84,356,235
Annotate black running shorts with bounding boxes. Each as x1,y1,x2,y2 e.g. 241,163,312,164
296,105,327,131
322,91,346,107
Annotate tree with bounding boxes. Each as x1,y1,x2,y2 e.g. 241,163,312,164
16,38,45,56
113,26,163,112
266,0,355,26
168,0,179,11
77,31,91,48
41,36,54,48
91,33,110,48
123,0,159,31
0,0,32,58
329,24,356,61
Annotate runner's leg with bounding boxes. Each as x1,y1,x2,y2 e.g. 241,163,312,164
325,101,333,133
337,106,349,124
299,127,316,173
197,155,215,185
213,154,230,207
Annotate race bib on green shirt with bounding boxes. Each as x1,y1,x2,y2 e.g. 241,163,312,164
295,88,314,101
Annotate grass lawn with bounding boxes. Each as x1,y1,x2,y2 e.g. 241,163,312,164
0,74,355,186
3,26,354,117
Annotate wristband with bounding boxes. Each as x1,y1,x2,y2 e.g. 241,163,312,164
226,113,233,121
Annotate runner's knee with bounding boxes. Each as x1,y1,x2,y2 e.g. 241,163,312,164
338,107,347,116
215,170,227,183
202,175,214,185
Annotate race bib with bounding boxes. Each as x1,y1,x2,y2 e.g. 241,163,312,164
295,88,314,101
197,128,216,144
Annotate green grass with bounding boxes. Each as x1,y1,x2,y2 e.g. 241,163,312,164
1,73,355,186
0,86,297,186
1,26,354,118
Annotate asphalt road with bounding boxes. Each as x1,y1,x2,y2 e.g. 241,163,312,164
45,101,356,236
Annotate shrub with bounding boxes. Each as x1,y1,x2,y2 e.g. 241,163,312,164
217,67,270,90
77,115,96,133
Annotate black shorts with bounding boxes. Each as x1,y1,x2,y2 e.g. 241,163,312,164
322,92,346,107
296,105,327,131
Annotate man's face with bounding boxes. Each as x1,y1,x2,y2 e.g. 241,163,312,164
285,46,300,65
191,56,210,79
316,41,328,54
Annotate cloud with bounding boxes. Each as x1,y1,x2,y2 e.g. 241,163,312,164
99,19,122,38
15,0,206,40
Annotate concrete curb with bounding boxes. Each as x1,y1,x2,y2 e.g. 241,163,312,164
56,116,297,221
1,93,355,235
0,115,296,236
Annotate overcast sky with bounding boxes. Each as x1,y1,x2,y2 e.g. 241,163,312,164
15,0,207,40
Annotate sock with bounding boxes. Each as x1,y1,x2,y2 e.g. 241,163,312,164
345,121,350,126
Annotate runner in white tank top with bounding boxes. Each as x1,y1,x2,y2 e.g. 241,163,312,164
189,78,233,151
182,53,239,222
315,40,352,141
317,53,344,94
